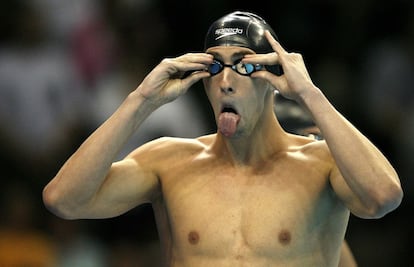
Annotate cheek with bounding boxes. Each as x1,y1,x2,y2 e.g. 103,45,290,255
202,78,209,88
202,79,213,99
246,86,270,119
203,81,220,116
250,84,268,104
256,82,274,104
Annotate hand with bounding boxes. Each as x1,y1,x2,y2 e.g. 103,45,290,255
242,31,316,101
137,53,213,107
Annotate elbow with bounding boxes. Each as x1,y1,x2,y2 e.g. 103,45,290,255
363,181,403,219
42,184,79,220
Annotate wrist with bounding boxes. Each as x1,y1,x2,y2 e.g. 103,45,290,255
129,89,160,111
295,85,323,107
120,90,159,128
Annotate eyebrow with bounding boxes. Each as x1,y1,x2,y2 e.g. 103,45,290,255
208,51,254,62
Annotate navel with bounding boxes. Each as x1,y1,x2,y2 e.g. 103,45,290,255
188,231,200,245
278,229,291,245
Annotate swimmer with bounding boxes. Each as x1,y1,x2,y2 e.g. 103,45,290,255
43,11,402,267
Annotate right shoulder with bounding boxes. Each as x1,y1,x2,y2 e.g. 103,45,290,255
126,134,215,163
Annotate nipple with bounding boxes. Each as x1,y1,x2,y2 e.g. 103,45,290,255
278,229,291,245
188,231,200,245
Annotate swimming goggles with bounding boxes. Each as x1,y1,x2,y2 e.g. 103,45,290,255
207,59,264,76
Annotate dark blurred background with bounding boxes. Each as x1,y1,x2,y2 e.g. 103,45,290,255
0,0,413,266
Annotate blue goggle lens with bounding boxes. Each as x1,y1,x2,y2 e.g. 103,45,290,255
208,59,263,76
208,61,222,75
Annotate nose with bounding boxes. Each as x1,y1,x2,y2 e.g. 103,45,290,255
219,67,236,95
221,86,235,95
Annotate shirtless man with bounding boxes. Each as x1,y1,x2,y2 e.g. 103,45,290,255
43,11,403,266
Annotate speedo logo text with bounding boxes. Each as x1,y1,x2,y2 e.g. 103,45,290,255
215,28,243,40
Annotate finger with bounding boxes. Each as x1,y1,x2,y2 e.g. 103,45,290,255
182,70,211,88
177,53,213,65
170,54,213,76
264,30,287,55
167,61,209,79
164,71,210,102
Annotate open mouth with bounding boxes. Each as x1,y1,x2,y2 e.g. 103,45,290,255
221,105,238,115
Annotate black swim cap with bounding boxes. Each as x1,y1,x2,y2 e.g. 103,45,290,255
204,11,278,53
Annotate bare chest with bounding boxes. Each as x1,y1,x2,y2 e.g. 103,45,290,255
156,158,343,260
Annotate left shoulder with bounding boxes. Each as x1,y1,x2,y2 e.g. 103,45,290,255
287,134,334,163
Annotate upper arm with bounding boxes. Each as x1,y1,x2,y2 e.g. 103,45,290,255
309,141,368,218
338,240,357,267
87,157,160,219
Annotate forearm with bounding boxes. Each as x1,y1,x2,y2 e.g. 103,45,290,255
43,90,157,218
299,87,402,216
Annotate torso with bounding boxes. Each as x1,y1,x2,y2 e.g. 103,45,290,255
140,134,350,267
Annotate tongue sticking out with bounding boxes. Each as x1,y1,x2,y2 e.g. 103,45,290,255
218,112,240,137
